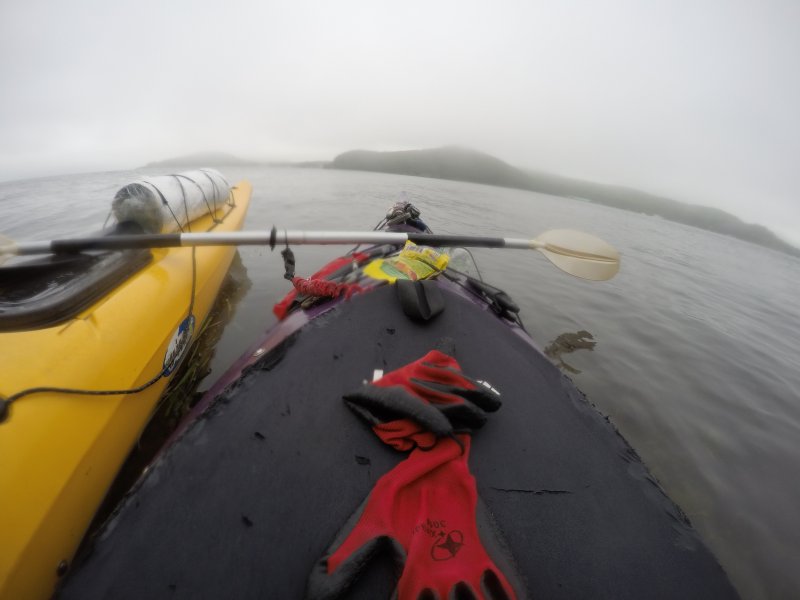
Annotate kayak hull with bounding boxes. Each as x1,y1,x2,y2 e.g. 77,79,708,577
0,182,252,600
59,277,737,598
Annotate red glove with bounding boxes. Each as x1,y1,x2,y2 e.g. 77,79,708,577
306,352,519,599
306,436,517,599
343,350,503,446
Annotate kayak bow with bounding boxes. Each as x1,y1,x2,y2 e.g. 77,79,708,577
57,201,736,599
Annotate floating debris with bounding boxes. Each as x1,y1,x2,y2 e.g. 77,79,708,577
544,330,596,374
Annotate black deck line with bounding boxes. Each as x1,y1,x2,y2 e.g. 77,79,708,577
59,284,738,599
406,233,507,247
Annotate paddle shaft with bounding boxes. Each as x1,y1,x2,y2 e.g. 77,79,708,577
3,227,619,280
9,229,543,257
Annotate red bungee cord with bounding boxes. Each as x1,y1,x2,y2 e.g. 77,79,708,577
289,276,363,300
273,245,366,319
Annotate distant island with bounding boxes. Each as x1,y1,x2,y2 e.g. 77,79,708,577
142,148,798,257
143,152,327,169
330,147,799,257
143,152,263,168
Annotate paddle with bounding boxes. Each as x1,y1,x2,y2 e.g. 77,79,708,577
0,227,620,281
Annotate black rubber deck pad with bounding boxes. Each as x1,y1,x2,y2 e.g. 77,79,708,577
60,284,738,599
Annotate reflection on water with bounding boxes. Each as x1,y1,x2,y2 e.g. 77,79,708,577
544,330,596,374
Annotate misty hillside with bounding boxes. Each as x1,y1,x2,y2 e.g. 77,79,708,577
144,152,261,168
143,153,329,169
331,147,799,257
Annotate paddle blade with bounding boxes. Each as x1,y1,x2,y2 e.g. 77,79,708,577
534,229,620,281
0,234,16,266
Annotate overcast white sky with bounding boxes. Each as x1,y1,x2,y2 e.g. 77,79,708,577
1,0,798,244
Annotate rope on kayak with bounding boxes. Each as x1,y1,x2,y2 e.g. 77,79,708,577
0,368,168,421
176,173,225,225
289,276,363,300
154,184,185,233
280,241,363,300
281,241,296,280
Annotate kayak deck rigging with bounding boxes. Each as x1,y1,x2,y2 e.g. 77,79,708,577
60,278,737,598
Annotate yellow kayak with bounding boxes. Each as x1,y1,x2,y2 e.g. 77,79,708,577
0,178,251,599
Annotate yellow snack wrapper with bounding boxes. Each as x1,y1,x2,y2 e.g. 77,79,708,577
363,241,450,283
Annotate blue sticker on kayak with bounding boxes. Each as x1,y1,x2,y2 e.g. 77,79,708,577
163,314,195,375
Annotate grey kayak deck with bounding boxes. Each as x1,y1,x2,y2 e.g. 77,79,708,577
60,282,738,599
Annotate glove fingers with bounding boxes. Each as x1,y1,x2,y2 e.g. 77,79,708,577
306,535,386,600
416,571,514,600
414,363,502,412
480,569,514,600
308,482,404,599
411,378,502,418
350,351,502,431
457,385,503,416
357,377,496,433
344,385,454,437
372,351,458,389
437,401,489,431
416,361,476,390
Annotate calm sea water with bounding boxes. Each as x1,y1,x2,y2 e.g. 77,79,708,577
3,166,799,599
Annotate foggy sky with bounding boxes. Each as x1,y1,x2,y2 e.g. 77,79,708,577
1,0,798,244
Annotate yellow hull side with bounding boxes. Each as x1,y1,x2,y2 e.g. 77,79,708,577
0,181,252,599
